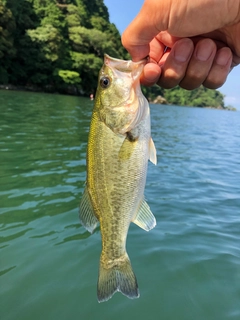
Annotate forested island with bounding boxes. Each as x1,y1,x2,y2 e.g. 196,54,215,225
0,0,236,110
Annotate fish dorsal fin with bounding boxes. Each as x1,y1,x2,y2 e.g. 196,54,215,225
79,187,99,233
149,137,157,165
132,198,156,231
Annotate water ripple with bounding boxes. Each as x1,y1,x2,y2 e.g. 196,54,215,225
1,93,240,320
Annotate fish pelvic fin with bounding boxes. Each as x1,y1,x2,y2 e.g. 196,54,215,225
79,187,98,233
97,253,139,303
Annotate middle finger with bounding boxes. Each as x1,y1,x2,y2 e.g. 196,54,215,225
157,38,194,89
180,38,217,89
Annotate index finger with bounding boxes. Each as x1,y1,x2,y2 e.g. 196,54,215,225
121,2,167,61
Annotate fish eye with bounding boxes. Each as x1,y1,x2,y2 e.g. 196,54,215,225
100,76,111,89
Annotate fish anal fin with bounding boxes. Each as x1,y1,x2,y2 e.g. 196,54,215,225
79,187,98,233
149,137,157,165
132,199,156,231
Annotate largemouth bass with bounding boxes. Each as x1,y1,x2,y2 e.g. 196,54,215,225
79,54,157,302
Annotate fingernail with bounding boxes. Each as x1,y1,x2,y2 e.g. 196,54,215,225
215,48,232,66
196,44,213,61
174,39,193,62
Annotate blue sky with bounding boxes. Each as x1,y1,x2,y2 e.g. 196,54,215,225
104,0,240,110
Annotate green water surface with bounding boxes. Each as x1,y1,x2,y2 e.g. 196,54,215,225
1,90,240,320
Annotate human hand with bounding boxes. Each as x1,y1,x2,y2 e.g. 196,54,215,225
122,0,240,89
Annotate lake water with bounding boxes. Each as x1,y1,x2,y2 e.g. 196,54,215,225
1,89,240,320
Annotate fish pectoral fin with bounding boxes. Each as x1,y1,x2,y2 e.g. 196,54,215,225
79,187,99,233
149,137,157,165
132,199,156,231
118,135,137,161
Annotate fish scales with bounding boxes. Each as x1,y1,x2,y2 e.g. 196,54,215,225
79,54,157,302
89,118,146,257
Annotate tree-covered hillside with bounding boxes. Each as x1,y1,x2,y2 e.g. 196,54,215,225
143,84,225,108
0,0,127,94
0,0,227,107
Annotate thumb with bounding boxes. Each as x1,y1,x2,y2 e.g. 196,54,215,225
121,1,169,61
122,0,239,62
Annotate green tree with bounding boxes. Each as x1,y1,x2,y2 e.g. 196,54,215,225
163,85,225,108
4,0,41,84
0,0,15,82
0,0,227,106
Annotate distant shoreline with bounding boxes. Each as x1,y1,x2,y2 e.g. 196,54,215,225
150,95,237,111
1,85,237,111
0,84,82,96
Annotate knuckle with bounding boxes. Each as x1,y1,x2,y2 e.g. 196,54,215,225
179,81,200,90
186,68,206,82
158,68,182,88
179,70,206,90
203,79,224,89
203,72,228,89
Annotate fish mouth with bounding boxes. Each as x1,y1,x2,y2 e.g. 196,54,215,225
104,53,146,109
104,54,147,73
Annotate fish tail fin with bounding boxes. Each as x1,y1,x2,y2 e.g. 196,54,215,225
97,253,139,303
